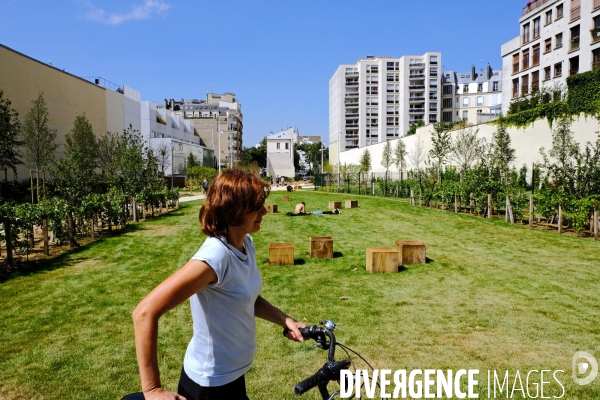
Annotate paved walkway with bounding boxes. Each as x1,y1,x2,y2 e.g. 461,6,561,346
179,183,314,203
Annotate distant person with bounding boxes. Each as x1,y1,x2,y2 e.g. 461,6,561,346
286,185,294,192
275,175,279,187
280,176,285,187
310,208,340,215
202,178,209,194
294,202,306,215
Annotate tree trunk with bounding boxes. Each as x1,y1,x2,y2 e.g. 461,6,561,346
5,223,13,263
90,217,95,240
42,218,49,256
454,195,458,213
410,188,415,206
107,199,113,233
132,197,138,222
594,207,598,240
470,193,474,215
67,211,76,248
505,195,509,223
487,194,492,219
558,203,563,234
529,195,534,227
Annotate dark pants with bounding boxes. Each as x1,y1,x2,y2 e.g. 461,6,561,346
177,367,249,400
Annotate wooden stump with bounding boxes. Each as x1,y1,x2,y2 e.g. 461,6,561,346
269,243,294,265
366,248,398,274
295,185,302,190
310,237,333,259
265,204,278,213
345,200,358,209
282,196,290,201
329,201,341,210
395,240,426,265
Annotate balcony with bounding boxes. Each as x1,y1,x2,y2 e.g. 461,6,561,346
522,33,531,44
409,63,425,67
408,85,425,90
345,102,359,107
512,88,519,98
345,134,359,139
533,27,540,40
345,81,359,86
409,96,425,101
570,38,580,51
345,92,359,97
429,96,438,100
409,118,423,123
409,74,425,79
345,71,359,76
345,112,359,117
593,61,600,70
591,28,600,43
571,5,581,21
409,108,425,113
522,58,530,69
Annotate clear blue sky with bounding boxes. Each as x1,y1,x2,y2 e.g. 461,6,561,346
1,0,527,146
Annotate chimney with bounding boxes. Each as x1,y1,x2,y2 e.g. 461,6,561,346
487,63,493,80
170,99,175,109
471,65,476,81
164,99,169,109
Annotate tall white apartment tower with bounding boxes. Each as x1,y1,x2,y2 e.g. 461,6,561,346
329,53,442,157
501,0,600,113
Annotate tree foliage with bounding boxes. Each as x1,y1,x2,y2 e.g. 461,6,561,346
0,90,23,182
381,140,393,174
21,92,57,171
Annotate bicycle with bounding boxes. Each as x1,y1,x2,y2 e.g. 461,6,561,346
285,319,377,400
122,319,375,400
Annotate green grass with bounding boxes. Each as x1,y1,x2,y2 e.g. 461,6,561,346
1,191,600,399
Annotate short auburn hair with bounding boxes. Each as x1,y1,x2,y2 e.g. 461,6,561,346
199,169,270,237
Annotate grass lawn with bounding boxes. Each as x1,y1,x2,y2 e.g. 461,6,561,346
1,191,600,399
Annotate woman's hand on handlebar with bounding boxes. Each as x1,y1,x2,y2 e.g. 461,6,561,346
283,317,306,342
143,387,186,400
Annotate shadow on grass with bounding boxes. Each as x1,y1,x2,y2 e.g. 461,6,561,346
426,257,435,263
397,265,408,272
333,251,343,258
294,258,306,265
0,223,146,283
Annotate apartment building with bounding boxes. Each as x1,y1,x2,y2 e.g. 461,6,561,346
168,93,243,169
329,53,442,158
501,0,600,113
265,128,295,178
441,65,503,125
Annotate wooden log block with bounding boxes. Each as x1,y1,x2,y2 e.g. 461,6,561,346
269,243,294,265
329,201,341,210
265,204,278,213
310,236,333,259
282,196,290,201
345,200,358,208
295,185,302,190
366,248,398,274
395,240,426,265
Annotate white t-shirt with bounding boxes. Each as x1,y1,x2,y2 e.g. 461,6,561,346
183,234,263,386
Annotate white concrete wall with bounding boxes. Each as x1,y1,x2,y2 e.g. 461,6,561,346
338,114,600,177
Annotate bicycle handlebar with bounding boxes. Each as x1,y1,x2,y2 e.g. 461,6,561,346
293,359,351,395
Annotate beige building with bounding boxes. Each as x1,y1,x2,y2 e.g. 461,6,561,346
0,43,210,181
502,0,600,113
441,65,503,125
329,53,442,165
266,128,295,178
169,93,243,169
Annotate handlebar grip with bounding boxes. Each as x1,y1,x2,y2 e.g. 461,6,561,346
282,326,313,338
293,366,329,395
293,360,351,395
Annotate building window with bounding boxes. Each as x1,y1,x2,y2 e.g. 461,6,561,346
533,45,540,65
276,143,280,149
285,143,289,150
512,79,519,98
456,96,460,105
429,91,438,100
430,55,438,65
462,110,468,120
430,68,438,77
556,4,563,19
593,16,600,42
545,10,552,25
387,74,395,82
386,117,394,125
544,66,551,80
443,85,453,95
442,111,453,122
523,22,531,43
429,102,438,111
429,79,438,87
533,17,541,39
593,48,600,70
522,50,530,69
493,81,499,91
545,38,552,53
556,33,563,48
462,97,469,106
429,114,437,123
463,84,469,93
442,98,453,108
476,96,484,106
478,83,483,92
387,61,394,70
570,25,580,51
513,54,519,73
570,56,579,76
555,62,562,77
522,75,529,95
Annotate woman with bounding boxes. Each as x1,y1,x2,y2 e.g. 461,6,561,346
133,169,305,400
